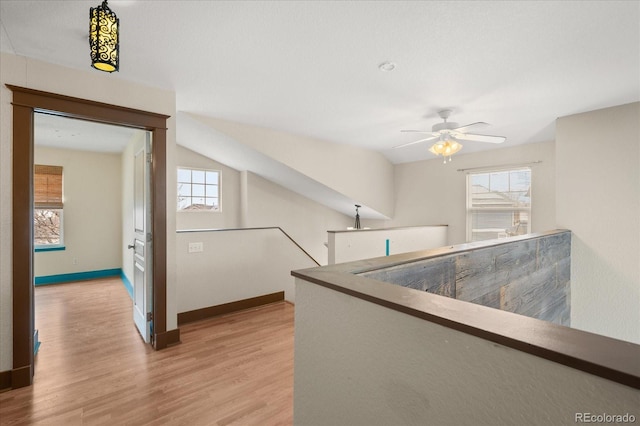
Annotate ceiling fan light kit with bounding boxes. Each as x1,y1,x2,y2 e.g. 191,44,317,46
395,109,506,164
429,139,463,163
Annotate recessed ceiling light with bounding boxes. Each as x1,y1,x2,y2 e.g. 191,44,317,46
378,61,396,72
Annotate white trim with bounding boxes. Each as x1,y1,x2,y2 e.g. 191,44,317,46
457,161,542,173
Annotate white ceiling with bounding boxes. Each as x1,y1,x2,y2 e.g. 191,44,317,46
1,1,638,163
34,113,143,153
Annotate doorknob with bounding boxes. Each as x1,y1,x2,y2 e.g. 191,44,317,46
127,244,135,249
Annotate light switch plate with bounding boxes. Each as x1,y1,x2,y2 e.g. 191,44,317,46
188,242,204,253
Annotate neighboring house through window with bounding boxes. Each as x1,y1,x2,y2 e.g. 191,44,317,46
34,164,64,248
466,167,531,242
177,167,220,211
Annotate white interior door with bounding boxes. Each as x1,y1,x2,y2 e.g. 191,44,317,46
132,133,153,343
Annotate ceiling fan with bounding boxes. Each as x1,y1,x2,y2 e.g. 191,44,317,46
394,110,506,163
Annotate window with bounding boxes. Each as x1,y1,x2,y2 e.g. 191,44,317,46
466,167,531,242
177,167,220,211
34,164,64,247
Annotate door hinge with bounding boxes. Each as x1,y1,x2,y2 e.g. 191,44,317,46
146,232,152,242
146,152,152,163
146,312,153,321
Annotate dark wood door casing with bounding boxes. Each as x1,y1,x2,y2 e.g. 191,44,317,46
7,85,172,389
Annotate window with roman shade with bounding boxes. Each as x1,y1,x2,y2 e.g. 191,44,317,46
34,164,64,247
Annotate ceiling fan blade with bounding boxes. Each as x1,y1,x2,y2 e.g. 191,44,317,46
455,133,506,144
452,122,489,133
393,135,439,149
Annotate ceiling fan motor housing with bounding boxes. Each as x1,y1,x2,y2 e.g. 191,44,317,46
432,121,459,132
433,109,457,132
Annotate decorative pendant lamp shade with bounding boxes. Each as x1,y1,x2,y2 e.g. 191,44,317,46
90,0,119,72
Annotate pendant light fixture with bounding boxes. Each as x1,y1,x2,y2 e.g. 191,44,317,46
429,136,463,164
89,0,119,72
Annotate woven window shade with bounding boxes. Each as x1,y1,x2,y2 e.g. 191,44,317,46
34,165,63,209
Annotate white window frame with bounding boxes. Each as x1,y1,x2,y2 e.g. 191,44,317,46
466,167,532,242
177,167,221,212
34,208,65,249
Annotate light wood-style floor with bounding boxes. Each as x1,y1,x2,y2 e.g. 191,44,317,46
0,278,294,425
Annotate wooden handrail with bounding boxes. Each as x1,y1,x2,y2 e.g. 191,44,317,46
177,227,321,266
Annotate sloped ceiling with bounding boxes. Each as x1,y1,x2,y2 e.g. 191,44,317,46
2,1,638,219
1,1,637,163
178,112,390,219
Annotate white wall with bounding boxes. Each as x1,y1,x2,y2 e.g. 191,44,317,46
294,279,640,426
556,102,640,344
0,52,178,372
390,141,556,245
34,147,122,276
175,147,359,265
176,145,241,231
242,171,368,265
177,229,317,311
328,226,448,265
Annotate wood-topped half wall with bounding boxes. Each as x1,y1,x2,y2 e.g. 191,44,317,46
292,230,640,390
